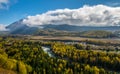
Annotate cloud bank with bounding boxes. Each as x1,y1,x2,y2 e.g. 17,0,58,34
23,5,120,26
0,24,8,31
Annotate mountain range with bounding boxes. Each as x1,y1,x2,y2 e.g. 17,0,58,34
4,19,120,35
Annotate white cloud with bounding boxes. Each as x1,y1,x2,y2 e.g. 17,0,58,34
0,24,8,31
0,0,9,9
23,5,120,26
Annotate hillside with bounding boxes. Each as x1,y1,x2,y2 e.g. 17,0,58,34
4,19,120,35
79,30,116,38
34,29,118,38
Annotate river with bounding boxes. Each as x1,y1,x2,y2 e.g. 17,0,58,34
42,45,120,59
42,46,55,57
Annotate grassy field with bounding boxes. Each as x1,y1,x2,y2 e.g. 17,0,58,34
29,36,120,44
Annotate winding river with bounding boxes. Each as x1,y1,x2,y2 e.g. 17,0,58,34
42,46,55,57
42,45,120,59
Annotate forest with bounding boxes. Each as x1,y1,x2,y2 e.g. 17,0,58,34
0,36,120,74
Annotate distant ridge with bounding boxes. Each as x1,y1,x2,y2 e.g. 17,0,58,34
5,19,120,35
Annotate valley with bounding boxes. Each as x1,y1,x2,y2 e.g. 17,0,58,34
0,1,120,74
0,36,120,74
1,32,120,72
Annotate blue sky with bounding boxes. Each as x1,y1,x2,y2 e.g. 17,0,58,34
0,0,120,25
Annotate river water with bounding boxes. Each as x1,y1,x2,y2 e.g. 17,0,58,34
42,46,55,57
